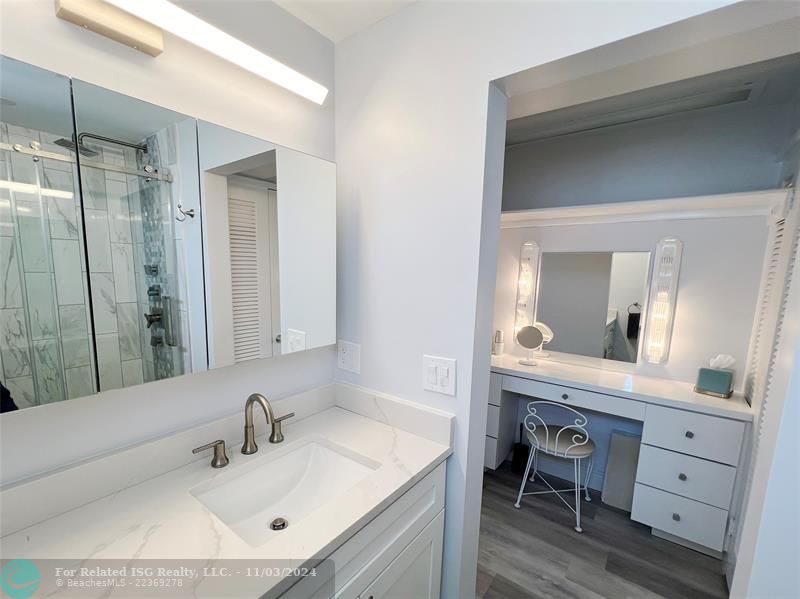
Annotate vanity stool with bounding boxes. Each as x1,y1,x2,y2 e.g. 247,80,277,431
514,401,595,532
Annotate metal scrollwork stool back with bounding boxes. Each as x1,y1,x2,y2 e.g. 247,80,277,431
514,400,596,532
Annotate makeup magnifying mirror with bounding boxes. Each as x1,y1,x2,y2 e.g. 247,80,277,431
517,325,544,366
534,321,554,357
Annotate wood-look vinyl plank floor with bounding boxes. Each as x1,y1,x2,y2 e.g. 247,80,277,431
478,464,728,599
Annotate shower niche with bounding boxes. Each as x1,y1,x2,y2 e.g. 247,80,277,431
0,55,336,412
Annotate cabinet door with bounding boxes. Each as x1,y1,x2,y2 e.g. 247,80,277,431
359,510,444,599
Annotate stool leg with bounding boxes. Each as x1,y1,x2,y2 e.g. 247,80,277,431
574,458,583,533
515,446,535,509
584,456,593,502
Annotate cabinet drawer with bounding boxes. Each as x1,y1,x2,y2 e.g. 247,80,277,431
484,436,499,470
486,405,500,437
359,510,444,599
488,372,502,407
631,483,728,551
281,462,445,599
643,405,744,465
636,445,736,509
502,375,645,421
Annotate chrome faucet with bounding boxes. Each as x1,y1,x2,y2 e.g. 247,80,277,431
242,393,295,454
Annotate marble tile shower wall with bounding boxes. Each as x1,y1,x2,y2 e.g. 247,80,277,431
0,122,192,408
0,123,94,407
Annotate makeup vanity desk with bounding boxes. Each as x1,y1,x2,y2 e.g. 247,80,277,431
487,355,753,555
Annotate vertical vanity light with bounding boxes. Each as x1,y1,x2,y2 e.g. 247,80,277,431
514,241,540,341
643,237,683,364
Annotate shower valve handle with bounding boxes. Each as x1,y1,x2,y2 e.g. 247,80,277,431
144,309,162,328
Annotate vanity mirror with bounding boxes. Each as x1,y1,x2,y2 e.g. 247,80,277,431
198,121,336,368
536,251,650,363
0,55,337,412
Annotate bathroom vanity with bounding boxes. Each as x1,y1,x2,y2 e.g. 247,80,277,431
487,355,752,555
0,384,453,598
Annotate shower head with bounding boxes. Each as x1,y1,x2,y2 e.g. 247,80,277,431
53,137,100,158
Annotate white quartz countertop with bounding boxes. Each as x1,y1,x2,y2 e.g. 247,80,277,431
491,355,752,421
0,406,451,596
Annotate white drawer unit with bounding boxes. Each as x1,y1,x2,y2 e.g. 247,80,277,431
631,483,729,551
502,376,646,422
486,404,500,437
488,371,502,407
493,368,751,555
642,404,745,465
358,511,444,599
484,373,517,470
484,436,499,470
636,445,737,510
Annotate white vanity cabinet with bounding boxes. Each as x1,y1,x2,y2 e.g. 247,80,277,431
484,373,518,469
281,462,446,599
631,404,745,553
489,358,752,556
358,511,444,599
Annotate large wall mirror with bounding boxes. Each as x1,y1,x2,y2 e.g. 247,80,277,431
198,121,336,368
0,56,336,413
536,252,650,363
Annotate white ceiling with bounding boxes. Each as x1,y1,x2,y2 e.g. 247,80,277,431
273,0,415,42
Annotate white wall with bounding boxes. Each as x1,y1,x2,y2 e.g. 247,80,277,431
495,215,768,387
334,3,759,597
0,0,336,484
503,101,798,211
746,343,800,598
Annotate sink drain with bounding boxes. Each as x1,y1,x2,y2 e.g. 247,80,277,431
270,517,288,531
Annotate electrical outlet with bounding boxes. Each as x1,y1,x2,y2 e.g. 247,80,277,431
287,329,306,353
337,340,361,374
423,355,456,396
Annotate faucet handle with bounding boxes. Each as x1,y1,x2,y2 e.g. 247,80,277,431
193,440,229,468
269,412,295,444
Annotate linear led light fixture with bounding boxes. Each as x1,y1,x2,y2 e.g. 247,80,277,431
643,237,683,364
513,241,540,341
103,0,329,105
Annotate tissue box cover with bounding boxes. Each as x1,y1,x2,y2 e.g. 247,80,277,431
695,368,734,399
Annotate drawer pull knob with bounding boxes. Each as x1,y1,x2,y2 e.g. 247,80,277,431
685,431,694,439
561,393,569,400
678,473,687,481
672,513,681,522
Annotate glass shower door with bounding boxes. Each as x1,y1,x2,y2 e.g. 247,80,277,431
0,137,95,409
78,152,186,391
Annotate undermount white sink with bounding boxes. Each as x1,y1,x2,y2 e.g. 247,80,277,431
190,437,380,547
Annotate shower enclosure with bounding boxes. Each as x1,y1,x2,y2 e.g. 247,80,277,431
0,57,194,410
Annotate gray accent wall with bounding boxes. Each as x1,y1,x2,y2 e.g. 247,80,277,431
503,102,799,211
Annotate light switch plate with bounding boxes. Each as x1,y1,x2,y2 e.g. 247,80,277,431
423,355,456,396
338,340,361,374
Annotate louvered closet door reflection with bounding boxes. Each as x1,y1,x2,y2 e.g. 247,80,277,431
228,178,274,362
